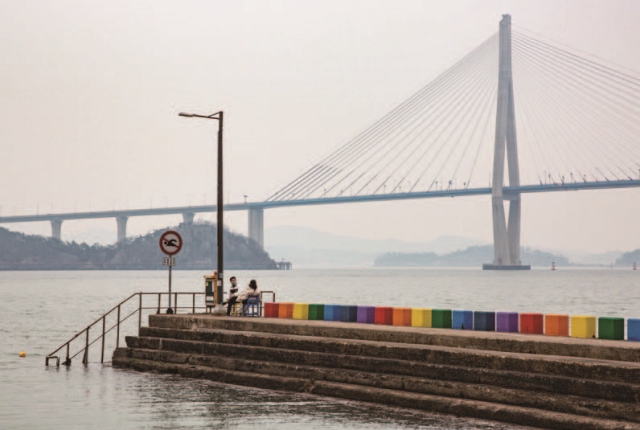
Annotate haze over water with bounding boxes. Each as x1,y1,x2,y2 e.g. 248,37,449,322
1,268,638,429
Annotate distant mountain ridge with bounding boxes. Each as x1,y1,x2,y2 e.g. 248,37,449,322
615,250,640,266
375,245,570,267
265,225,486,267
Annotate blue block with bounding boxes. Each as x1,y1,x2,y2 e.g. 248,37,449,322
324,304,342,321
474,311,496,331
452,310,473,330
629,318,640,342
340,305,358,322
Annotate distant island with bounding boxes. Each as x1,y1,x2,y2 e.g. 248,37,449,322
374,245,570,267
0,222,277,270
615,250,640,266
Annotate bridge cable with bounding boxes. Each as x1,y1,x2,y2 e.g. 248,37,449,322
266,33,498,201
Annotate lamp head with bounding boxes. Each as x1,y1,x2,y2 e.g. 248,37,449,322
178,112,194,117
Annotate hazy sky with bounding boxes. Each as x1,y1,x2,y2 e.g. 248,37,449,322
1,0,640,253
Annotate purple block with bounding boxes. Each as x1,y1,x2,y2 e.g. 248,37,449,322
497,312,519,333
357,306,375,324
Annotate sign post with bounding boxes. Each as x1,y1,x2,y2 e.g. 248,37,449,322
159,230,183,314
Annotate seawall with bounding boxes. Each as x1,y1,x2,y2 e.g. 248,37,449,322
113,315,640,429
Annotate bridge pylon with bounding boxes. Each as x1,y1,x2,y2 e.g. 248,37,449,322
484,14,529,270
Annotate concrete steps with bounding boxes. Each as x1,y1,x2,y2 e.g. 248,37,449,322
113,315,640,429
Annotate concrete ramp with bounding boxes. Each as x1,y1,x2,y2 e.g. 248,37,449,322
113,315,640,429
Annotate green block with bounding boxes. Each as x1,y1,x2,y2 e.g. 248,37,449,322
308,304,325,320
432,309,452,328
598,317,624,340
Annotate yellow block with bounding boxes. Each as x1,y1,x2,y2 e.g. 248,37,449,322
411,308,432,328
292,303,309,320
570,315,596,339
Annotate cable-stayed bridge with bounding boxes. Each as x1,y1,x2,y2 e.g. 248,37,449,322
2,15,640,269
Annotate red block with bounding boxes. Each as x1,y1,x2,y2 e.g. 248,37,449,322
520,312,543,334
374,306,393,325
264,302,279,318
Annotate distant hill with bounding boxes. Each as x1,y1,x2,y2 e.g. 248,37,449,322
265,225,486,267
0,222,277,270
375,245,570,267
615,250,640,267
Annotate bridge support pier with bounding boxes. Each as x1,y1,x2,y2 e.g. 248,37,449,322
248,207,264,248
51,219,62,241
116,216,128,244
182,212,195,225
485,14,529,270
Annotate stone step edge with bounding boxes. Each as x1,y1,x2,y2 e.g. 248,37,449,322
116,346,640,423
174,326,640,369
137,327,640,385
148,315,640,364
112,356,640,430
125,336,640,403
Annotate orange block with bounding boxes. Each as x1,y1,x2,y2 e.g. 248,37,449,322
392,307,412,326
545,314,569,336
277,302,294,319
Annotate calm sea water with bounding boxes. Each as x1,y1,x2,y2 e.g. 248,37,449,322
1,268,639,429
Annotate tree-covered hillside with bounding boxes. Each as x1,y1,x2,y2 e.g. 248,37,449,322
0,222,277,270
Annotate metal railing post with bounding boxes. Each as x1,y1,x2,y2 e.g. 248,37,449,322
101,316,106,363
174,293,178,313
82,327,89,364
65,343,70,366
192,293,195,314
156,293,161,314
116,305,121,349
138,293,142,334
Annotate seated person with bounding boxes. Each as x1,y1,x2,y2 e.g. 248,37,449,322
222,276,239,305
226,279,260,315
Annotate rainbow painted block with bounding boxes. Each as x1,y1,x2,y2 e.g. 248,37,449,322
308,304,325,320
264,302,279,318
598,317,624,340
324,305,341,321
340,305,358,322
278,303,293,319
357,306,375,324
628,319,640,342
452,310,473,330
497,312,519,333
432,309,452,328
374,307,393,325
474,311,495,331
520,313,543,334
545,314,569,336
392,307,412,326
292,303,309,320
571,315,596,339
411,308,432,328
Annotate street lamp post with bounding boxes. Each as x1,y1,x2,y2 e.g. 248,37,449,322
179,110,225,314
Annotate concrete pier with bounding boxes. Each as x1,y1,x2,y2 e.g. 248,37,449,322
114,315,640,429
116,216,128,244
50,219,62,240
248,207,264,248
182,212,195,225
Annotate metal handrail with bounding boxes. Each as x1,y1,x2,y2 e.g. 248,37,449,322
45,291,206,367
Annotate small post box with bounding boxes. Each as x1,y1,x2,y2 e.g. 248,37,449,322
204,272,219,312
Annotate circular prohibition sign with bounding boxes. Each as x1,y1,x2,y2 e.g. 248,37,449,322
159,230,183,256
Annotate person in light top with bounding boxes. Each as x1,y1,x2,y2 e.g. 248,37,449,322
226,279,260,316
